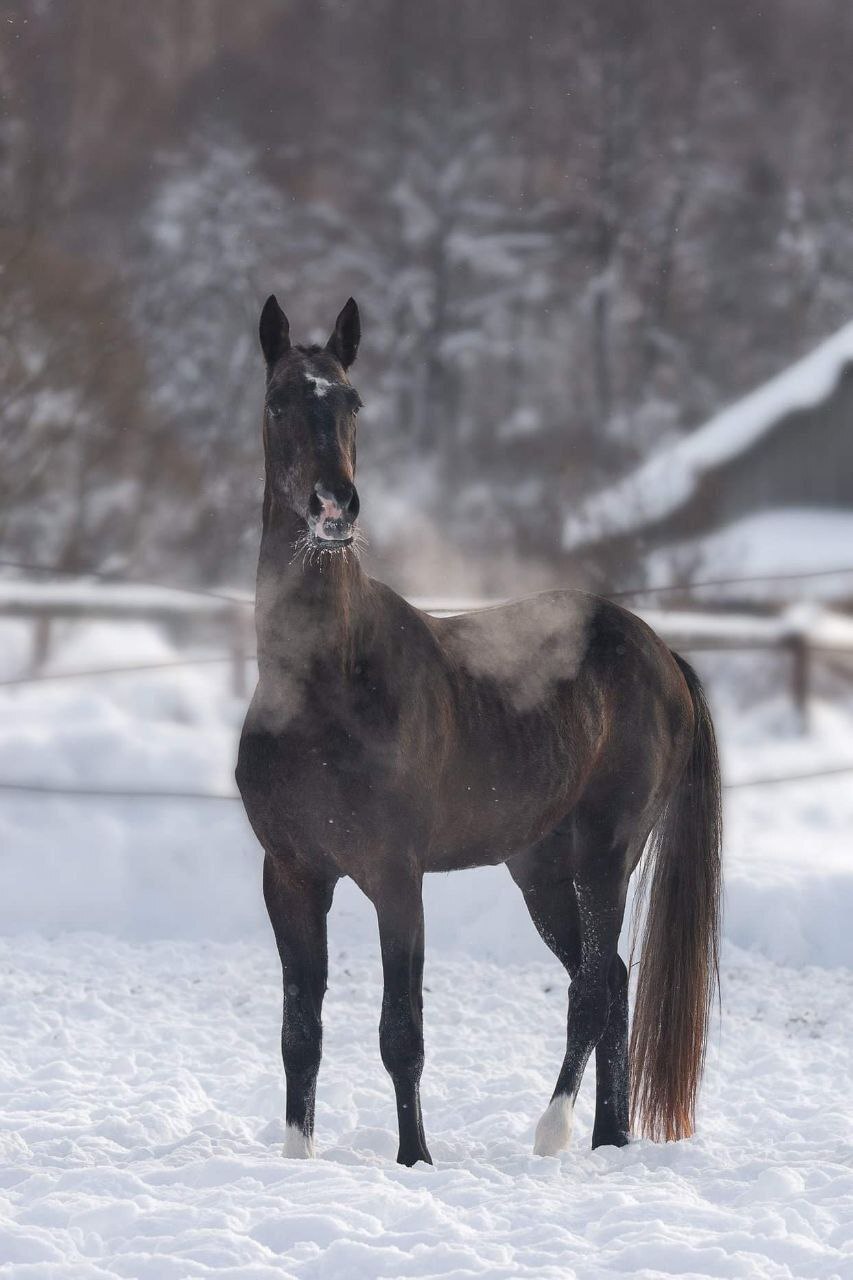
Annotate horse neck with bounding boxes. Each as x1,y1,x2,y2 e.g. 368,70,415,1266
255,496,368,671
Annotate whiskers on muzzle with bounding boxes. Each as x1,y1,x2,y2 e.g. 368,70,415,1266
290,524,368,571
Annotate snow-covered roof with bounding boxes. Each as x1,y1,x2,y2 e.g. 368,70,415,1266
563,321,853,550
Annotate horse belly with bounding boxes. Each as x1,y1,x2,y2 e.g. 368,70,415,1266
423,745,580,872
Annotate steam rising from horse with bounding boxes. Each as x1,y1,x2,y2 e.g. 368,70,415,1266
236,296,722,1165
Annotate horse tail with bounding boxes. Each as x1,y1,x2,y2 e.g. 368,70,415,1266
629,652,723,1141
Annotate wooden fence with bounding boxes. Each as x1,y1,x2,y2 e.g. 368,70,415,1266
1,581,852,728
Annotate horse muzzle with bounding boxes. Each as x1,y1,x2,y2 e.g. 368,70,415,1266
308,482,359,546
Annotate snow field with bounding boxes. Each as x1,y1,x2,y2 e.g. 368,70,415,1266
0,935,851,1279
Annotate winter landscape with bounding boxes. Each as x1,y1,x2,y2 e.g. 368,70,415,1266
3,3,853,1277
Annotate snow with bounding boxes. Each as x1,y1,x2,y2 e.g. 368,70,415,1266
0,617,852,1276
0,936,850,1278
563,322,853,550
642,509,853,601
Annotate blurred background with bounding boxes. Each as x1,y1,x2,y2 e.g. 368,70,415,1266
4,0,853,595
0,1,852,956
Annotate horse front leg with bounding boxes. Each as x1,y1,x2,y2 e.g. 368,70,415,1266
263,849,337,1158
373,868,432,1166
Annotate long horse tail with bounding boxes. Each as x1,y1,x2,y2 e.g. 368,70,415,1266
629,652,723,1142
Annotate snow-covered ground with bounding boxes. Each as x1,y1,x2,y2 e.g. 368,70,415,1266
1,935,850,1280
0,618,851,1278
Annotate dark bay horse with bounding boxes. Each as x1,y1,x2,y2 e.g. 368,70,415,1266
236,295,722,1166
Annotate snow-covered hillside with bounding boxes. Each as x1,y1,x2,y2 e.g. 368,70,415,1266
0,619,851,1278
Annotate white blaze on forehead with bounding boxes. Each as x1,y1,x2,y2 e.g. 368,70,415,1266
304,371,338,398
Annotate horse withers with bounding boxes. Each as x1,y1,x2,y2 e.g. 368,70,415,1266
236,295,722,1166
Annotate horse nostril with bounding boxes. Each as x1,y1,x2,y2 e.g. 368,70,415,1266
315,482,355,512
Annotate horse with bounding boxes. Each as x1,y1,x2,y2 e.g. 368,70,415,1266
236,295,722,1167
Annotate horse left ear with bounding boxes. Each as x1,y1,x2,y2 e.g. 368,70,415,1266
259,294,291,367
326,297,360,369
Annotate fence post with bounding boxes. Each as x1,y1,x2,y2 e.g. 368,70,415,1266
787,632,810,735
230,604,251,699
30,614,52,672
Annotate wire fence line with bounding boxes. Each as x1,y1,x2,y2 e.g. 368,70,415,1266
0,780,239,802
0,655,243,688
2,558,852,706
1,643,853,695
608,564,853,597
2,555,853,605
0,762,852,803
3,641,853,693
722,763,853,789
0,558,251,606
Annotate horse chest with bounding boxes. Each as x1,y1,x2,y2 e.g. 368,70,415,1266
237,696,420,873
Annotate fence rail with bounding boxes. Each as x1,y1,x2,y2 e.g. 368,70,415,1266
0,580,253,694
2,580,853,724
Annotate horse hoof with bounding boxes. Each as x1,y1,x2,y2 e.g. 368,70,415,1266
397,1146,434,1167
533,1095,573,1156
283,1124,315,1158
591,1128,631,1150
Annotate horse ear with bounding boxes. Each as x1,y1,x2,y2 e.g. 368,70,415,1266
326,297,360,369
259,294,290,367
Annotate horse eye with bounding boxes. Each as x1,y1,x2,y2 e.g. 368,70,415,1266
267,403,281,419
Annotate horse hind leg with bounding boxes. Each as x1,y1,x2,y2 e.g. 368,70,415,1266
509,828,630,1155
508,843,581,1153
592,952,630,1148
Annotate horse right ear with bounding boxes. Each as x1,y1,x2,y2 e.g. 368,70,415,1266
259,295,291,367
